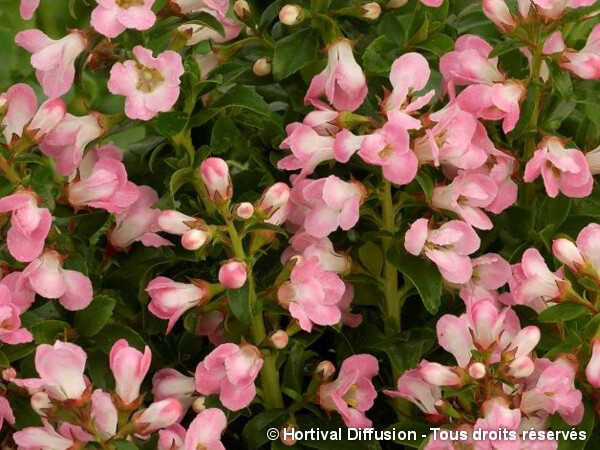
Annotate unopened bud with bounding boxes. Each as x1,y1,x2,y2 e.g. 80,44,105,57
270,330,289,349
233,0,251,21
192,396,206,413
253,58,271,77
279,4,303,26
219,259,248,289
552,238,584,274
420,362,462,387
361,2,381,20
281,424,297,446
468,362,486,379
2,367,16,382
235,202,255,219
506,356,535,378
315,360,336,381
200,157,232,204
182,229,209,250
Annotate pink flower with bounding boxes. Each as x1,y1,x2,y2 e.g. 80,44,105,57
14,341,87,400
147,276,208,332
0,396,15,430
576,223,600,274
194,343,263,411
171,0,228,15
67,145,139,213
218,260,248,289
524,136,593,198
110,338,151,405
439,35,504,87
134,399,183,434
15,29,87,98
298,176,365,238
304,39,367,112
473,399,521,447
257,182,291,226
561,23,600,80
459,253,512,305
586,339,600,388
552,238,585,274
19,0,41,20
319,354,378,428
91,0,156,38
200,157,232,203
508,248,566,313
178,17,241,45
158,210,209,250
39,113,104,176
432,171,499,230
419,362,462,386
152,368,196,413
109,186,173,250
278,123,334,178
13,420,74,450
281,232,350,274
0,190,51,262
185,408,227,450
482,0,517,32
19,249,93,311
404,219,481,284
532,0,596,20
384,368,441,416
0,285,33,345
1,271,36,312
158,424,186,450
358,113,419,185
278,257,345,332
91,390,118,439
108,46,184,121
197,310,226,345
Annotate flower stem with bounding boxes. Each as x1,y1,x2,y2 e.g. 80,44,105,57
0,154,20,186
381,180,401,334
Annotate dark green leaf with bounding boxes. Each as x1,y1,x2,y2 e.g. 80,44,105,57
273,28,319,81
228,282,251,324
538,303,591,323
362,35,401,75
153,111,189,137
242,409,287,449
210,85,271,117
74,295,117,337
414,33,454,57
95,324,147,353
30,320,70,344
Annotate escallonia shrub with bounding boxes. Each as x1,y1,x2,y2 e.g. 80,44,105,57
3,0,600,448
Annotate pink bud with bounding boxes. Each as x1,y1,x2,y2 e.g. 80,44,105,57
235,202,255,219
269,330,289,349
506,356,535,378
315,361,336,380
281,424,297,446
233,0,251,20
361,2,381,20
192,396,206,413
109,339,152,405
182,229,209,250
468,362,486,379
586,339,600,388
482,0,516,32
200,157,232,203
279,5,303,25
253,58,271,77
420,362,462,386
2,367,16,382
28,98,66,141
135,399,183,434
552,238,585,273
219,260,248,289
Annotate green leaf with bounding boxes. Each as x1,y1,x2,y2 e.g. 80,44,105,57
210,85,271,117
548,61,573,99
362,35,401,75
74,295,117,337
113,440,140,450
242,409,287,449
0,350,9,368
170,167,197,198
95,323,147,353
387,244,442,314
30,320,70,344
415,171,434,203
227,282,251,324
358,242,384,277
3,343,36,362
536,195,571,229
385,422,431,448
153,111,189,137
272,28,319,81
414,33,454,57
538,303,591,323
211,116,245,154
489,38,523,58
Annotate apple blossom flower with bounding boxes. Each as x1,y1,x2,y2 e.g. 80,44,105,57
147,277,209,332
586,339,600,388
110,339,151,405
39,113,104,176
200,157,232,203
278,257,346,332
432,171,499,230
1,271,36,312
158,210,210,250
152,368,196,413
575,223,600,274
524,137,593,198
482,0,517,32
532,0,596,20
13,341,87,401
158,424,186,450
134,398,183,434
194,343,263,411
338,283,362,328
109,186,173,250
13,420,75,450
15,29,87,98
459,253,511,305
91,390,118,439
18,249,93,311
319,354,378,428
257,182,291,226
384,368,441,416
358,112,419,185
0,285,33,345
404,219,481,284
91,0,157,39
473,399,521,446
281,232,350,274
108,46,184,121
278,122,335,178
561,23,600,80
219,260,248,289
0,190,51,262
0,396,15,430
185,408,227,450
304,39,367,112
68,145,139,214
19,0,42,19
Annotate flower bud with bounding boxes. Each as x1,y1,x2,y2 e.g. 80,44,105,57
506,356,535,378
182,229,209,250
281,424,297,446
233,0,251,21
420,362,462,387
257,182,290,222
192,396,206,413
235,202,255,220
219,259,248,289
586,339,600,388
2,367,16,381
482,0,516,32
315,360,336,381
468,362,486,379
279,5,303,26
385,0,408,8
552,238,585,274
31,392,51,417
200,157,232,204
135,399,183,434
361,2,381,20
253,58,271,77
28,98,66,141
269,330,289,349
